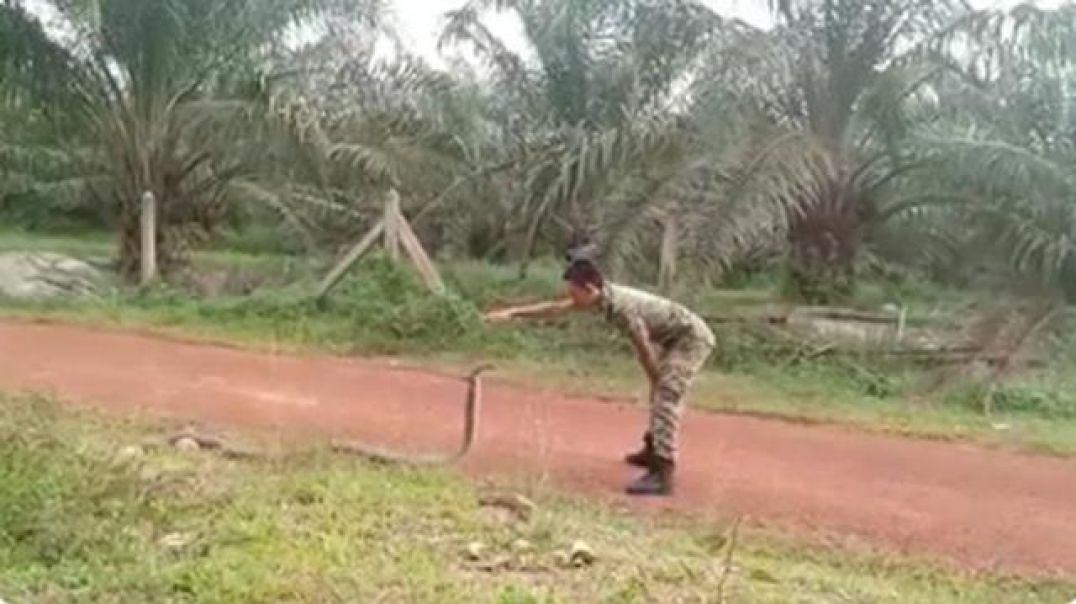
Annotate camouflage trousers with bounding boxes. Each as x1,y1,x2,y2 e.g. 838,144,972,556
647,333,714,463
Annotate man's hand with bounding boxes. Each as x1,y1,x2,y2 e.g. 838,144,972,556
627,318,661,385
484,299,575,323
483,309,516,324
643,361,661,388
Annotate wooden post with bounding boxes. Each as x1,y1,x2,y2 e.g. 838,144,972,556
314,189,446,299
396,205,446,294
657,213,678,294
315,219,385,300
895,305,907,344
383,190,401,262
140,191,157,285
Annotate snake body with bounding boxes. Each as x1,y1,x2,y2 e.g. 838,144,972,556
165,364,493,466
329,364,494,465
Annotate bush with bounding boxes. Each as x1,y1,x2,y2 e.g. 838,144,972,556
945,382,1076,420
0,189,107,233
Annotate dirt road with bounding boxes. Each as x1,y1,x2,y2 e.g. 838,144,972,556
2,321,1074,578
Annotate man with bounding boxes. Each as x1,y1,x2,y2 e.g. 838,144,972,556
484,255,715,496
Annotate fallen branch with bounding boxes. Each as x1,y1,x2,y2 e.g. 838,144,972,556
793,306,900,325
704,306,900,326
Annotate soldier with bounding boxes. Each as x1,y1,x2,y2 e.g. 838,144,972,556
484,255,715,496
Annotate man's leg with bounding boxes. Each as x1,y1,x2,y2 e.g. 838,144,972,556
626,337,713,496
625,375,662,467
624,431,654,467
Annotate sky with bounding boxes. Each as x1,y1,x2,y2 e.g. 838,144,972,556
387,0,770,63
386,0,1065,67
23,0,1067,65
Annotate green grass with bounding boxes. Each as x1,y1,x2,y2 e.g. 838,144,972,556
0,228,308,275
0,393,1070,603
0,228,114,259
3,229,1076,455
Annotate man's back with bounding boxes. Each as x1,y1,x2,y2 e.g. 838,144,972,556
599,283,714,349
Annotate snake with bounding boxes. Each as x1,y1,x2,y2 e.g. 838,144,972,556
166,364,494,466
329,363,494,465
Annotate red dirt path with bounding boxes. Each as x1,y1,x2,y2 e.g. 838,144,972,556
2,321,1075,578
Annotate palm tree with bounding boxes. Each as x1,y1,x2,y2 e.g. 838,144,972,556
914,4,1076,301
439,0,722,275
2,0,377,279
688,0,977,301
255,16,499,256
0,1,79,209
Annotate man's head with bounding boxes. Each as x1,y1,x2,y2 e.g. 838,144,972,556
563,259,604,307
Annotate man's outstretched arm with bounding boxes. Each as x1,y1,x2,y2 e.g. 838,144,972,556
484,298,576,322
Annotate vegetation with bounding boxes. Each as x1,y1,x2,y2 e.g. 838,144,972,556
5,0,1076,594
1,393,1070,603
2,0,1074,295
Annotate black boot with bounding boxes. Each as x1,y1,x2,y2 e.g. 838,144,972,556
624,432,655,467
625,457,674,496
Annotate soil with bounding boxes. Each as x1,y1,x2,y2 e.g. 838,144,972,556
2,321,1074,578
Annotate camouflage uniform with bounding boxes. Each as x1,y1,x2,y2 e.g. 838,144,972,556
598,283,715,463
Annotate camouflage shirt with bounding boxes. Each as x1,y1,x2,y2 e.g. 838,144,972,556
597,283,715,349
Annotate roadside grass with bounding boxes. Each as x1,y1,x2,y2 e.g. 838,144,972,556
0,392,1070,603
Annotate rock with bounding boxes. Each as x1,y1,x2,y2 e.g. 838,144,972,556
477,492,536,522
569,540,596,567
510,538,533,554
173,437,201,452
0,251,108,301
115,445,144,463
552,550,571,568
159,532,193,550
464,541,486,561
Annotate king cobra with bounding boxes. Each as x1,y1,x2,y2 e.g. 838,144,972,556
166,364,493,465
329,364,494,465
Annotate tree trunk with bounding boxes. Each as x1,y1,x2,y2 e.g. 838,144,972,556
785,189,864,304
116,195,190,281
140,191,157,285
657,214,678,294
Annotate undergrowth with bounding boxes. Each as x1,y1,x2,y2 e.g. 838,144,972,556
0,393,1069,603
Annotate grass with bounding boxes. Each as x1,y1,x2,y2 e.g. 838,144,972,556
3,228,1076,455
0,228,114,259
1,392,1071,603
0,228,308,274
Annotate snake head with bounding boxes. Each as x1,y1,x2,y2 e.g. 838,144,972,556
469,364,495,378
